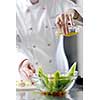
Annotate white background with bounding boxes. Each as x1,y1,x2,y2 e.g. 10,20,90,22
0,0,100,100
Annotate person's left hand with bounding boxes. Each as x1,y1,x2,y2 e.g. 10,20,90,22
56,11,74,36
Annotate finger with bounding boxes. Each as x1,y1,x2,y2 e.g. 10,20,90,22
69,14,73,26
29,70,34,78
28,64,36,73
22,67,32,78
65,14,69,34
20,66,29,79
27,64,35,73
66,14,70,35
56,14,64,34
60,13,68,35
55,16,63,35
61,13,67,35
20,68,29,80
23,68,30,78
26,69,33,78
66,14,73,26
62,13,65,23
57,17,62,29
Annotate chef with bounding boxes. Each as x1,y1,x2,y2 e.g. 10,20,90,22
16,0,82,81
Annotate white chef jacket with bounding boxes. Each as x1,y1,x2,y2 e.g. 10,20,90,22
16,0,82,80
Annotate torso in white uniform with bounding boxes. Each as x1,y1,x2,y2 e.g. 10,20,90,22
16,0,81,77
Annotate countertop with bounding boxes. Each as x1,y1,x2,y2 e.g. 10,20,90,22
16,84,83,100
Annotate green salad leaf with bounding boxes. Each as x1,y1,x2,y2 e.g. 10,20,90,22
66,62,76,77
38,62,77,93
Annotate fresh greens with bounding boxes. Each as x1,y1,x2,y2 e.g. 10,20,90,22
38,62,77,93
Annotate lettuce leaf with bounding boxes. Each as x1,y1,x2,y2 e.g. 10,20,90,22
37,62,77,93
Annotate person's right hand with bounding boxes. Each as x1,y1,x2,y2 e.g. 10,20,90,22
19,59,36,80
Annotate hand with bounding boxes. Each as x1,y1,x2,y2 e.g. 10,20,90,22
19,59,36,80
56,11,74,36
